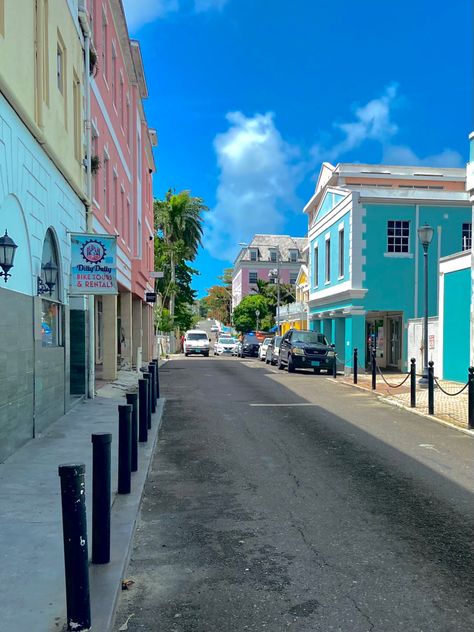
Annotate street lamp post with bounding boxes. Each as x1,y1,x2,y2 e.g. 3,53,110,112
255,309,260,332
268,245,281,336
418,223,434,386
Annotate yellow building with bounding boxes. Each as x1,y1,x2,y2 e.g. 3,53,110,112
0,0,87,200
278,264,310,334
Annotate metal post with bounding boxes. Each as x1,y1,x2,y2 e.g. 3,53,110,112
353,348,358,384
468,367,474,429
126,393,138,472
138,378,148,442
58,463,91,632
428,361,434,415
148,362,157,413
419,245,430,386
118,404,132,494
332,345,337,379
143,372,152,429
91,433,111,565
410,358,416,408
371,347,376,390
154,358,160,400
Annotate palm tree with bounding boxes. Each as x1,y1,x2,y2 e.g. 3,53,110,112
154,190,208,350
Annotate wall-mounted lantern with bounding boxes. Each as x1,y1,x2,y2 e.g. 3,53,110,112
37,260,58,296
0,230,18,283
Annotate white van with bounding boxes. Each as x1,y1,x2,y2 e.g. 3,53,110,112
183,329,210,357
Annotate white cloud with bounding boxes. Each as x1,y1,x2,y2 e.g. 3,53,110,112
122,0,178,31
311,83,462,168
205,112,303,260
122,0,228,31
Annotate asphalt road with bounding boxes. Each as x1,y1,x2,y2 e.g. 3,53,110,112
114,354,474,632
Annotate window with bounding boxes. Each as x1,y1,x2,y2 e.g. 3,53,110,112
290,272,298,285
101,11,108,81
270,250,277,263
137,218,142,257
111,45,117,107
120,76,125,129
103,153,109,217
313,246,319,288
42,0,49,104
120,187,125,236
289,249,298,262
250,249,258,261
249,271,258,284
325,238,331,283
0,0,4,37
40,229,62,348
92,131,99,200
387,220,410,253
113,169,118,223
57,42,64,94
338,228,344,277
126,97,131,147
462,223,472,251
73,71,81,162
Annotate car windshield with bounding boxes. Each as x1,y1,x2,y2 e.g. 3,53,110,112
274,336,282,348
187,333,208,340
291,331,329,345
243,335,258,343
219,337,236,344
263,338,272,345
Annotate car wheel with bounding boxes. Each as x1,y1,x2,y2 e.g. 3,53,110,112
204,352,209,357
278,357,284,370
185,353,189,357
313,368,320,374
288,356,295,373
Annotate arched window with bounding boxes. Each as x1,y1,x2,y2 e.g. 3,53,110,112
41,229,62,347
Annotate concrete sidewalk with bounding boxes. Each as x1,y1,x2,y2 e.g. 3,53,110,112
0,367,165,632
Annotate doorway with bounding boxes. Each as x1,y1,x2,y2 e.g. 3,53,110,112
387,315,402,369
366,318,386,368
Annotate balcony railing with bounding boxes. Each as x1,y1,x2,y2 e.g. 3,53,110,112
277,301,307,320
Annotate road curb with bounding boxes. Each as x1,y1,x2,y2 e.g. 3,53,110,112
88,395,166,632
335,378,474,439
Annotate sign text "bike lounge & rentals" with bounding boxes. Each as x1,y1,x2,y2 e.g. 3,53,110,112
70,233,118,295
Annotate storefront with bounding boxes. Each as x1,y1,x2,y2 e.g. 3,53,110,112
365,312,403,370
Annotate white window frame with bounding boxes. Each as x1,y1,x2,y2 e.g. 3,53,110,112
387,220,410,254
313,245,319,288
325,235,331,284
249,271,258,284
462,222,472,251
338,227,344,279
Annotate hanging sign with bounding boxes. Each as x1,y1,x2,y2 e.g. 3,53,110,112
145,292,157,303
69,233,118,295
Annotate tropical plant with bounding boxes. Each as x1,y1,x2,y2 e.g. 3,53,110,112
232,295,270,333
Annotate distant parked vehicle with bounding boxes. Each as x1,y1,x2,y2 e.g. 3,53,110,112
183,329,210,357
239,334,260,358
265,336,282,365
259,337,273,361
214,337,239,356
278,329,335,373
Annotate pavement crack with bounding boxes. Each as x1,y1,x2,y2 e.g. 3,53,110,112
347,595,375,631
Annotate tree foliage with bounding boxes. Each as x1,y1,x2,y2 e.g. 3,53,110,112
232,295,270,333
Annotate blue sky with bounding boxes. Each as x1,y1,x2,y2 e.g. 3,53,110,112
123,0,472,298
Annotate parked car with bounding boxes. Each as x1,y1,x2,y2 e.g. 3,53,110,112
214,337,239,356
278,329,335,373
234,341,242,357
265,336,282,365
183,329,210,357
239,334,260,358
259,337,273,361
210,323,219,332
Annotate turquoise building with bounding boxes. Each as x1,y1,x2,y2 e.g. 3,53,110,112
305,162,471,373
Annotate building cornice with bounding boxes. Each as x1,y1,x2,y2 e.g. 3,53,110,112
308,287,367,308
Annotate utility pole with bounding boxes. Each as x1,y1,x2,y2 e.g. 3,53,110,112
169,245,176,353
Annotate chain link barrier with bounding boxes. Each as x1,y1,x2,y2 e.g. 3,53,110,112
375,365,411,389
433,376,469,397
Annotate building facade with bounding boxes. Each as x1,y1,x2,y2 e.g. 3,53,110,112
305,163,471,373
0,0,88,461
277,264,310,334
232,235,307,309
88,0,157,381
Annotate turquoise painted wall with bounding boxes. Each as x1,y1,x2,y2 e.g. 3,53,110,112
317,191,345,221
443,268,470,382
310,210,350,290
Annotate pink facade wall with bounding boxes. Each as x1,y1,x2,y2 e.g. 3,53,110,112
239,266,293,296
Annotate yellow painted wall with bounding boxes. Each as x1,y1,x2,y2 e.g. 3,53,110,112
0,0,85,196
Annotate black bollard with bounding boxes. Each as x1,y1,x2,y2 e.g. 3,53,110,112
148,363,157,413
371,347,376,390
118,404,132,494
138,378,148,442
143,372,152,429
126,393,138,472
91,433,112,565
353,348,358,384
332,345,337,379
58,463,91,631
468,367,474,429
410,358,416,408
428,361,434,415
153,358,160,399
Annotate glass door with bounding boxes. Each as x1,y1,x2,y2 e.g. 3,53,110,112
388,316,402,369
366,318,386,368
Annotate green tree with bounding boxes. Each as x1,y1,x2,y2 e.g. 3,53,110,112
232,295,270,333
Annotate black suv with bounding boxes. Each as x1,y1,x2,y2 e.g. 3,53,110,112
239,334,260,358
278,329,335,373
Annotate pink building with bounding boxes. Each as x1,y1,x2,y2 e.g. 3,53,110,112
88,0,157,380
232,235,307,308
